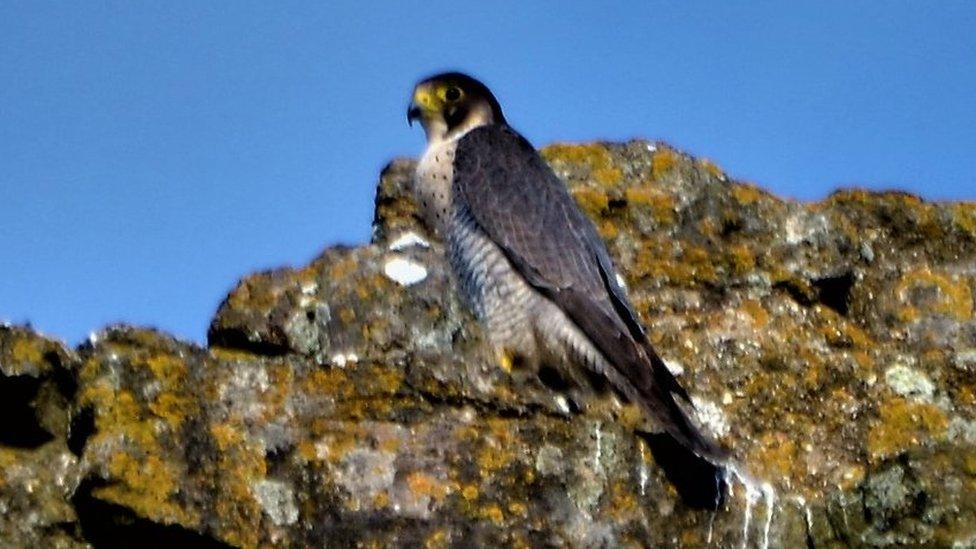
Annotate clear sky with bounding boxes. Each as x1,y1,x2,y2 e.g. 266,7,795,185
2,2,974,345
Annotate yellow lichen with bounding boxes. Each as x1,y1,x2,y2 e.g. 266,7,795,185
424,529,449,549
750,433,799,481
145,354,186,384
895,268,974,322
867,398,949,461
303,368,352,399
727,244,756,274
541,143,621,186
149,393,193,430
625,185,677,224
365,365,404,394
476,419,517,477
964,451,976,476
951,203,976,236
958,385,976,407
598,219,619,239
338,307,357,324
328,255,359,280
10,337,44,365
571,188,609,216
837,464,866,491
461,484,480,501
481,503,505,525
615,402,645,431
373,491,390,508
210,423,246,452
608,481,638,520
506,501,528,518
650,149,677,180
699,158,725,180
210,347,260,362
741,299,770,328
631,241,718,287
226,276,281,312
97,452,198,526
731,184,765,206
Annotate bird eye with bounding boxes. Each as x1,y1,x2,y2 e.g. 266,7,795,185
445,87,462,101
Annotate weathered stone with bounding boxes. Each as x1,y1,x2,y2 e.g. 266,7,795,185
0,327,84,547
2,141,975,547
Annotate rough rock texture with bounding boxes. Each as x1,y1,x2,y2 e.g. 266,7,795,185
2,141,976,548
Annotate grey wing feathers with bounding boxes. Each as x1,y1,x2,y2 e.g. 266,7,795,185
452,125,724,460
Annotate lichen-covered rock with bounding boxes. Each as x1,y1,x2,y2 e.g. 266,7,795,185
1,141,975,547
0,326,84,547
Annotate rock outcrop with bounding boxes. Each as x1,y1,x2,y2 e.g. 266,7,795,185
2,141,975,547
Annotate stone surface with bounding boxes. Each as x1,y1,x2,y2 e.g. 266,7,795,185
2,141,975,547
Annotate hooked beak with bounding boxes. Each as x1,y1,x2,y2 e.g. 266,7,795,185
407,102,422,127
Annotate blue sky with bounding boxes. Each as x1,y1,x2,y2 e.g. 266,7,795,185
2,2,974,345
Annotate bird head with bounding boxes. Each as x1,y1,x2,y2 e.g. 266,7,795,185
407,72,506,143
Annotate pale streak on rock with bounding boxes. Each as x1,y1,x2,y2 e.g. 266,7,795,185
388,231,431,251
383,256,428,286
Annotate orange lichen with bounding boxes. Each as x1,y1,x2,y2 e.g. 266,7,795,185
867,398,949,461
853,351,874,370
406,471,449,503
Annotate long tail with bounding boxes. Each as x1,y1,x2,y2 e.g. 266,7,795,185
538,279,731,509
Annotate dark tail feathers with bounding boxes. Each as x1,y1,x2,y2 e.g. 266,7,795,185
642,431,728,510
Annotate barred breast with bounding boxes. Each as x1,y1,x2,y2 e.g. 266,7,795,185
415,139,614,384
447,203,538,355
448,203,616,391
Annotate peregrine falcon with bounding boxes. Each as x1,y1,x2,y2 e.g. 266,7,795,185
407,72,728,507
